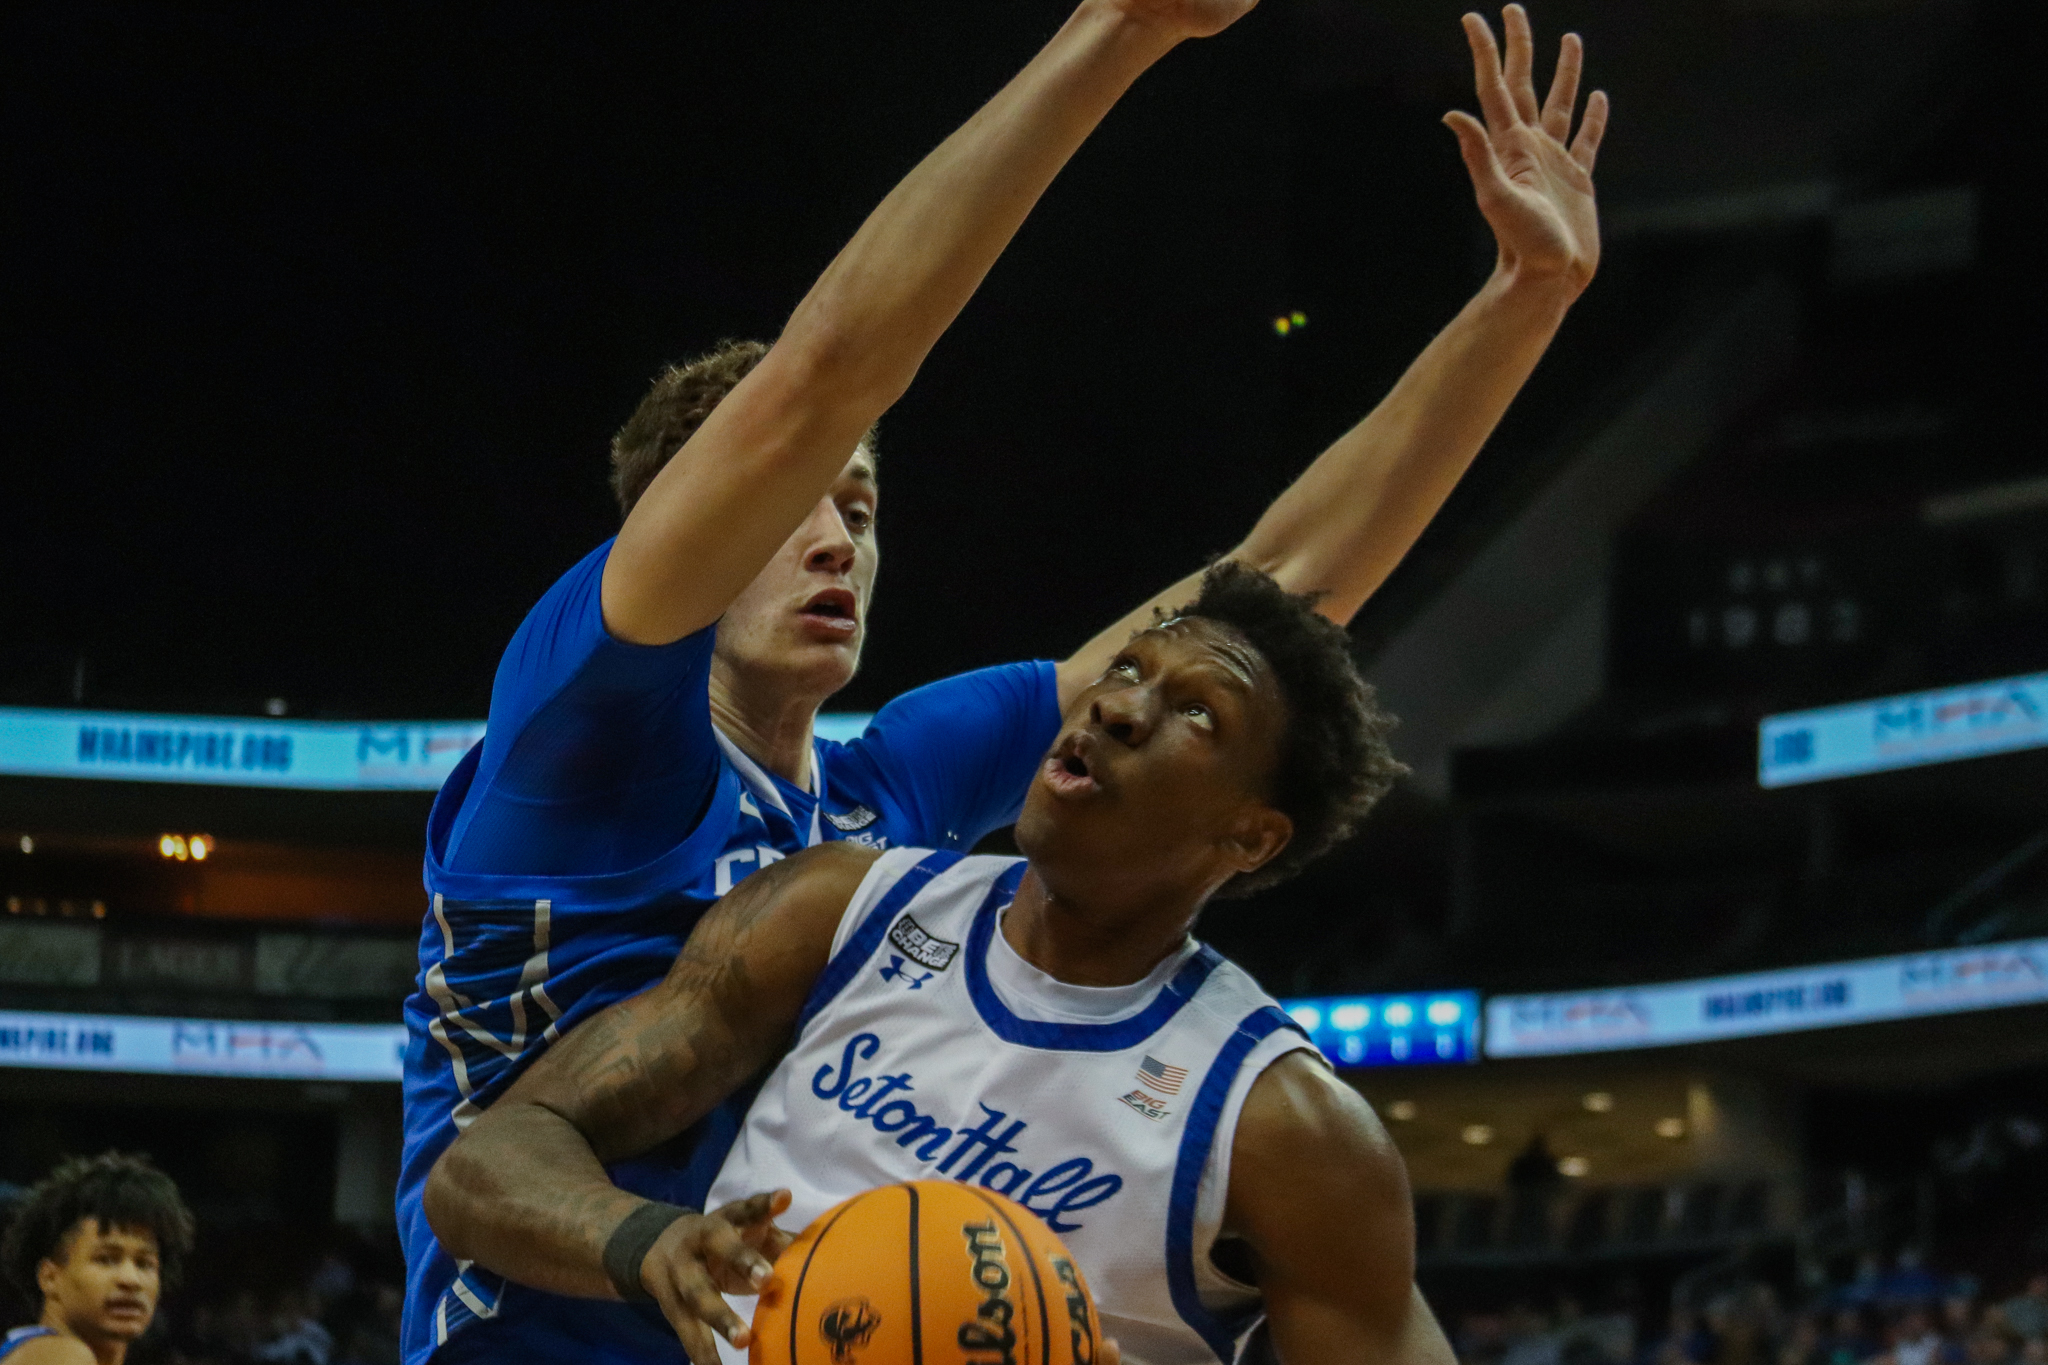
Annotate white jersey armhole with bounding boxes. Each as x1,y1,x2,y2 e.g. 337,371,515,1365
827,846,935,959
1191,1028,1324,1311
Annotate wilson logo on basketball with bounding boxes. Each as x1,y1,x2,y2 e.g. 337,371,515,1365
959,1220,1018,1365
1052,1257,1097,1365
818,1298,881,1363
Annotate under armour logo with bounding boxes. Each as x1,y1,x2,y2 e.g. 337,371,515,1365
878,955,934,990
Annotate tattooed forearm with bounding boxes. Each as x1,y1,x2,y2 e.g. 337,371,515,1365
422,842,878,1298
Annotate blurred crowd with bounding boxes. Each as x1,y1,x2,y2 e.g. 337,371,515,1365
1451,1261,2048,1365
151,1252,402,1365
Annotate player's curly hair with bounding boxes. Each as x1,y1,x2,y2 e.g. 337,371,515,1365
608,339,881,519
2,1152,195,1302
1177,560,1406,897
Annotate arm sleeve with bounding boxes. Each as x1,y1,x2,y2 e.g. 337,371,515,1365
442,539,722,876
845,661,1063,849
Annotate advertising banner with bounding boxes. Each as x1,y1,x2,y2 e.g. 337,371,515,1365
0,1009,406,1080
0,706,876,791
1759,670,2048,788
1485,936,2048,1057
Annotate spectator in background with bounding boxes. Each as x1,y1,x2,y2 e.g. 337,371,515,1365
334,1285,400,1365
252,1289,331,1365
1653,1307,1719,1365
0,1152,195,1365
1945,1296,1982,1349
1780,1312,1824,1365
1819,1307,1881,1365
1893,1309,1949,1365
1459,1308,1511,1365
1709,1284,1785,1365
2000,1277,2048,1344
1884,1254,1945,1311
1965,1326,2021,1365
1505,1301,1564,1365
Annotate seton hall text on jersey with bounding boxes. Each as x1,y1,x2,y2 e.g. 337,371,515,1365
810,1032,1124,1232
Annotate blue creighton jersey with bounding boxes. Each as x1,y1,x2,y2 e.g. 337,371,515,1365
399,540,1061,1365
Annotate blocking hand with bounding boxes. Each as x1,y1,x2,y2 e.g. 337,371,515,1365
1445,5,1609,296
642,1190,797,1365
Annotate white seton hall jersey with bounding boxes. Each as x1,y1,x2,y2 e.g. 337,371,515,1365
708,849,1319,1365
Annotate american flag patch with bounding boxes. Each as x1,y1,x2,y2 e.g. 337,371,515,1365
1136,1056,1187,1096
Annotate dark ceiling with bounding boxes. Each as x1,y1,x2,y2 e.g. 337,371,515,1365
4,0,1992,723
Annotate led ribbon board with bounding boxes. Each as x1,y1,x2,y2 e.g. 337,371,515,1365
0,706,875,791
1279,991,1481,1067
1759,670,2048,788
0,1009,407,1081
1485,935,2048,1058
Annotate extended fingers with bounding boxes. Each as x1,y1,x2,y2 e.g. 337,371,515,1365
696,1214,777,1294
1444,110,1509,198
1571,89,1610,171
1540,31,1583,143
1501,5,1542,125
1461,13,1519,133
713,1189,791,1230
655,1265,752,1365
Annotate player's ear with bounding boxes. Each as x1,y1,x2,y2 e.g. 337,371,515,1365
1221,805,1291,876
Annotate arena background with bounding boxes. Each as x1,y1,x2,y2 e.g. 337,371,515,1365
3,1,2046,1363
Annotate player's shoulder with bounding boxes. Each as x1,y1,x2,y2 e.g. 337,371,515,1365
1234,1049,1405,1194
6,1332,96,1365
758,840,887,901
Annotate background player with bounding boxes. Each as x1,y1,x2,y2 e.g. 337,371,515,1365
0,1153,195,1365
423,563,1446,1365
403,2,1604,1360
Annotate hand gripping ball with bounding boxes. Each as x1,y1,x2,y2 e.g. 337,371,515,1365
750,1180,1104,1365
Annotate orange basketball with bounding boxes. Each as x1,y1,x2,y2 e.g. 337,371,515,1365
749,1180,1105,1365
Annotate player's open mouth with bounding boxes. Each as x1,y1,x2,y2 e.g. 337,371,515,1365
104,1296,149,1320
1041,735,1102,798
798,588,859,637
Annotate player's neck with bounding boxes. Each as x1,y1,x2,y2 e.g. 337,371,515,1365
1001,865,1201,988
707,666,819,789
39,1306,125,1365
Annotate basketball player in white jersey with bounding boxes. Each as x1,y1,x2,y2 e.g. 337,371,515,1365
425,562,1455,1365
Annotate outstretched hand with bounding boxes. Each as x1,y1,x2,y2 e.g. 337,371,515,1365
1445,5,1608,296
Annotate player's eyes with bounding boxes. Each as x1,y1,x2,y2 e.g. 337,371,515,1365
1106,658,1140,681
1183,703,1214,728
843,506,874,533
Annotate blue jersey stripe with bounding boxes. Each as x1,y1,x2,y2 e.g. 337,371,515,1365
797,850,963,1034
0,1327,58,1360
963,865,1223,1052
1164,1005,1309,1363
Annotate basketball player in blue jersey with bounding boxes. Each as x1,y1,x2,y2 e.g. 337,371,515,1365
0,1154,194,1365
403,0,1605,1358
425,563,1452,1365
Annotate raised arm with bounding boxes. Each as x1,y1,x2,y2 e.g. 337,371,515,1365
1059,3,1606,705
422,842,879,1361
604,0,1260,646
1223,1052,1457,1365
